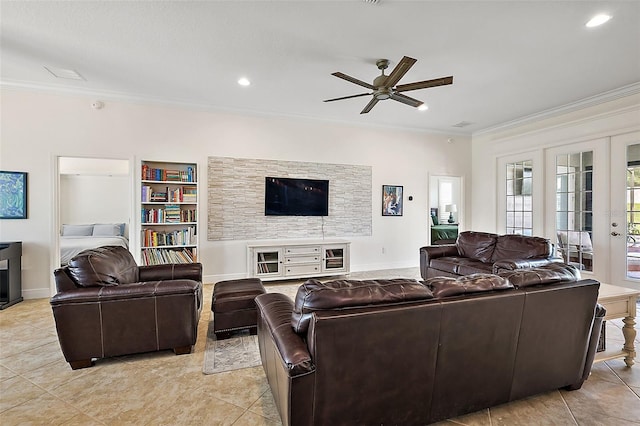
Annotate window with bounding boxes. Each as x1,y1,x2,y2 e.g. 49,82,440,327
506,160,533,235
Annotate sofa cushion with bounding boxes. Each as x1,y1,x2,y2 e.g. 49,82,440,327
425,273,513,298
491,234,553,262
68,246,139,287
291,278,434,334
456,231,498,263
430,257,492,276
498,263,580,288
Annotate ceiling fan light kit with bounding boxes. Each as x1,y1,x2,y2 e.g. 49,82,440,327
324,56,453,114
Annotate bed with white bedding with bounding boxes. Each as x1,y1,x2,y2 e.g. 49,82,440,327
60,223,129,265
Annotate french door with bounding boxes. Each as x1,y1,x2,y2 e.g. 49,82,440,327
611,132,640,288
546,133,640,288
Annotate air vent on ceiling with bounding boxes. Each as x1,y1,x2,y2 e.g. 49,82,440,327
44,66,85,81
362,0,381,4
452,121,474,128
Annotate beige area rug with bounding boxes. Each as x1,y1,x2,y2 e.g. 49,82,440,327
202,319,261,375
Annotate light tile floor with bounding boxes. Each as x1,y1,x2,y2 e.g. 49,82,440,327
1,268,639,425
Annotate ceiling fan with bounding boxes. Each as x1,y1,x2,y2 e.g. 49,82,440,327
324,56,453,114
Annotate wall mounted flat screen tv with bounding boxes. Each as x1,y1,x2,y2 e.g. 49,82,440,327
265,177,329,216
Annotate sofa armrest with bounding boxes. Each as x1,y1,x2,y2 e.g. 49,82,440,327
565,303,606,390
256,293,314,376
492,257,563,274
138,263,203,282
420,245,458,278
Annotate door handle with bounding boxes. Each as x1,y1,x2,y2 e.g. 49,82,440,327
611,232,621,236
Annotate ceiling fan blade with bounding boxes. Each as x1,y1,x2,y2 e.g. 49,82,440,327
324,93,372,102
390,93,423,108
332,72,376,90
383,56,417,88
395,76,454,93
360,97,379,114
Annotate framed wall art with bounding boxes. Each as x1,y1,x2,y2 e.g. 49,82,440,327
0,171,28,219
382,185,403,216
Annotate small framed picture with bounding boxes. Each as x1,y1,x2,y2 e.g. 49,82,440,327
0,171,28,219
382,185,403,216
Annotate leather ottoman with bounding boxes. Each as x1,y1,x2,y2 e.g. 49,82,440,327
212,278,266,339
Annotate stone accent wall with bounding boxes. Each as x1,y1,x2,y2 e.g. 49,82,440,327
207,157,372,240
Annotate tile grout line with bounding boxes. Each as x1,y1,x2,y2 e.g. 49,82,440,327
557,389,580,425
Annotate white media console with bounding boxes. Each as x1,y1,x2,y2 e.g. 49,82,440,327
247,240,350,281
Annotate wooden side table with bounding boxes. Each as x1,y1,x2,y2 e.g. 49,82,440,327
595,283,639,367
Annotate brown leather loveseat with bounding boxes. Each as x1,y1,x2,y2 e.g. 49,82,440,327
420,230,562,279
51,246,203,369
255,264,604,425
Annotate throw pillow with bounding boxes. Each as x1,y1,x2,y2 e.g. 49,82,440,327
431,214,439,225
93,223,123,236
61,224,94,236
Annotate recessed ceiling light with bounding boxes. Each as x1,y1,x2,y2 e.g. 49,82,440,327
238,77,251,86
417,104,428,111
586,14,611,27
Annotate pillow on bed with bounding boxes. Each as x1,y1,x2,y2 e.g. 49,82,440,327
62,224,94,236
93,223,123,236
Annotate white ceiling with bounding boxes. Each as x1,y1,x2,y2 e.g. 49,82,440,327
2,0,639,135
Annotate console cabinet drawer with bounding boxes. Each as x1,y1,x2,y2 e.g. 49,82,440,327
285,255,320,264
285,246,320,255
285,264,321,276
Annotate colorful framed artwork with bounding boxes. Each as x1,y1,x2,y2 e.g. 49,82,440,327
382,185,403,216
0,171,28,219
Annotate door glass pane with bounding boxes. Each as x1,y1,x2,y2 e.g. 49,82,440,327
505,160,533,235
627,143,640,279
556,151,593,271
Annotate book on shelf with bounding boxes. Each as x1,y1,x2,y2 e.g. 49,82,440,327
182,186,197,202
142,164,196,183
141,226,197,247
326,259,343,268
150,187,169,202
141,186,153,202
164,204,181,223
141,247,196,265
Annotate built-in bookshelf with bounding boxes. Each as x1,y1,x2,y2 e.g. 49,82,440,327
139,160,198,265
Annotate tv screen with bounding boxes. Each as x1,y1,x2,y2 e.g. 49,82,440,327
265,177,329,216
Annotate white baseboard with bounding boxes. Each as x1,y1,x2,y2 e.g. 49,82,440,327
203,273,248,285
21,288,53,300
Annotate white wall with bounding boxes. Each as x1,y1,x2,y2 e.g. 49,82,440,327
60,174,130,227
0,88,472,298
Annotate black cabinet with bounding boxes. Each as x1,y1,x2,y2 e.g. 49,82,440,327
0,242,22,309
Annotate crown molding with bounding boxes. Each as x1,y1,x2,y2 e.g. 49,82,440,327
474,82,640,137
0,79,469,137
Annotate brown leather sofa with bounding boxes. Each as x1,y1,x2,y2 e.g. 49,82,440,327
51,246,203,369
420,230,563,279
256,264,604,425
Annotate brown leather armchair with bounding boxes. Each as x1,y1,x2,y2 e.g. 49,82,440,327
51,246,203,369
